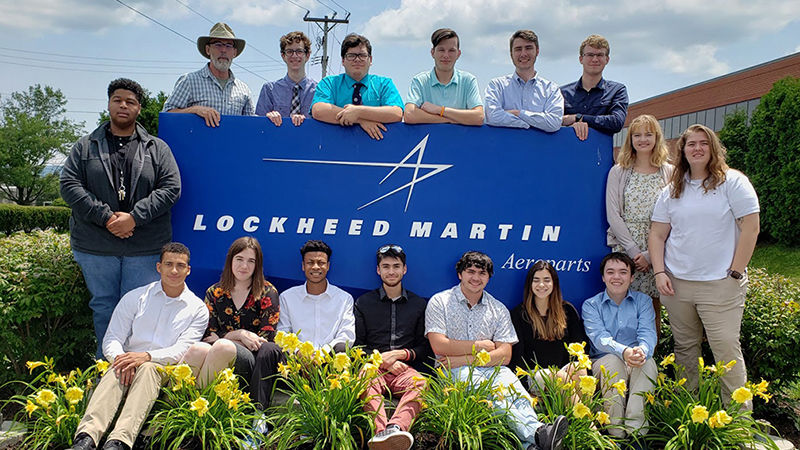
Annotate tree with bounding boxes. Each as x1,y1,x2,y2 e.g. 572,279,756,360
0,85,83,205
717,109,749,173
97,89,168,136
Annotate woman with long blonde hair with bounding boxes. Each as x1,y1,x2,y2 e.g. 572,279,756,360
606,114,673,334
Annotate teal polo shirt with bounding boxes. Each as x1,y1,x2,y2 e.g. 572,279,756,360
406,68,483,109
312,73,404,108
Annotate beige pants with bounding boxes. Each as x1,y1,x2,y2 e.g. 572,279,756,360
593,354,656,438
660,274,750,410
75,362,167,447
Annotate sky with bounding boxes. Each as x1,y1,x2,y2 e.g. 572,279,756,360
2,0,800,136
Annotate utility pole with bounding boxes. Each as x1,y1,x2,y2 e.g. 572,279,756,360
303,11,350,77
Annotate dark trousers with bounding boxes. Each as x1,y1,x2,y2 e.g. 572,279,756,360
232,341,285,409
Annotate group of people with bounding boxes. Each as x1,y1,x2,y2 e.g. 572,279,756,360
59,19,761,450
160,22,629,140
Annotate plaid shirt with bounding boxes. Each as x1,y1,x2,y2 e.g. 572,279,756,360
163,64,254,116
425,285,518,345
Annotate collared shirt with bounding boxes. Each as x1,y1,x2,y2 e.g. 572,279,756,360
204,280,281,341
312,73,404,108
163,64,255,116
425,285,518,346
561,77,629,134
354,286,432,372
406,68,483,109
581,289,656,360
103,281,208,364
277,280,355,349
484,72,564,131
255,74,317,117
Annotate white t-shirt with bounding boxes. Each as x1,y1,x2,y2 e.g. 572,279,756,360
651,169,759,281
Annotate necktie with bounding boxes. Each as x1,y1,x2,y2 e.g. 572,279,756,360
290,84,301,115
352,82,364,106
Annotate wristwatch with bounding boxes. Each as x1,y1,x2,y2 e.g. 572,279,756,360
727,269,743,280
575,113,584,122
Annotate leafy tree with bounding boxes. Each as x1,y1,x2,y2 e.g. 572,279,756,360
717,109,749,173
97,89,168,136
0,85,83,205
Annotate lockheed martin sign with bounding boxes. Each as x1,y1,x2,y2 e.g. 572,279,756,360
159,113,613,311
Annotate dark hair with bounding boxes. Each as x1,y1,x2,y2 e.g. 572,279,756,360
455,251,493,277
521,261,567,341
280,31,312,54
431,28,459,48
509,29,539,54
161,242,190,262
600,252,635,273
300,240,332,259
219,236,266,299
340,33,372,58
108,78,145,105
376,244,406,265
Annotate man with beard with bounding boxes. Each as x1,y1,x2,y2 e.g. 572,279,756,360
354,244,430,450
163,22,254,127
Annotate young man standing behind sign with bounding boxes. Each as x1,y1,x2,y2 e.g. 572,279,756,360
311,34,404,140
404,28,484,126
277,240,355,352
256,31,316,127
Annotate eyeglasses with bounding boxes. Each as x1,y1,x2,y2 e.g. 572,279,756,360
210,42,235,50
378,245,403,254
283,49,308,56
344,52,370,62
582,52,607,59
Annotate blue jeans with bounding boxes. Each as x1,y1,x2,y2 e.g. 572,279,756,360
450,365,541,448
73,250,161,359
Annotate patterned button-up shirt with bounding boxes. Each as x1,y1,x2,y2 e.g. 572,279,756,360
204,280,281,341
163,64,254,116
425,285,518,346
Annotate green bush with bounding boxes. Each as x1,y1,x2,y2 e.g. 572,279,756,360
0,204,70,235
0,230,94,392
656,268,800,389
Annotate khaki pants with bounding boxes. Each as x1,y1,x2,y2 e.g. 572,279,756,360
660,274,750,410
75,362,167,447
593,354,656,437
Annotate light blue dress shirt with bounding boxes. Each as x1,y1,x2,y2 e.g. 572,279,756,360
581,289,656,359
255,74,317,116
312,73,404,108
406,68,483,109
484,72,564,131
163,64,254,116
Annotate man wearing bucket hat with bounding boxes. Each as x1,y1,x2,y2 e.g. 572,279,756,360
163,22,255,127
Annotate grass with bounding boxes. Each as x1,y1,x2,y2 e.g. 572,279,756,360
750,243,800,282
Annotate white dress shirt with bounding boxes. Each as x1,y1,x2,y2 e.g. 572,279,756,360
277,280,355,349
103,281,208,364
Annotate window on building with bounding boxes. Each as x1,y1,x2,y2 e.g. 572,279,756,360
714,106,726,130
705,108,715,129
688,112,697,127
679,114,688,132
672,115,681,138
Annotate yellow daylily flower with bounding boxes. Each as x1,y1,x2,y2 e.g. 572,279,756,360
329,377,342,390
240,392,251,403
566,342,586,357
515,367,530,377
660,353,675,368
278,362,291,378
579,376,597,396
215,382,233,401
173,364,193,382
219,368,236,382
645,392,655,404
190,397,209,417
34,389,57,407
26,361,47,374
732,387,753,404
228,397,240,410
677,378,687,386
65,386,84,405
691,405,708,423
95,360,110,376
333,353,351,372
298,341,315,359
572,401,591,419
663,400,672,407
595,411,610,425
363,362,378,378
282,333,300,353
475,349,491,366
576,354,592,370
25,400,38,416
352,347,366,361
709,410,732,429
274,330,286,348
611,380,627,397
529,396,539,409
698,357,705,370
369,349,383,367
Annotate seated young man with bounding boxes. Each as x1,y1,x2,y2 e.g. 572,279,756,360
354,244,431,450
277,240,354,352
425,251,568,450
582,252,657,443
311,33,403,140
71,243,208,450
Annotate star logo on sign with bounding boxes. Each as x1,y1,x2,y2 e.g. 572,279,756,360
263,134,452,212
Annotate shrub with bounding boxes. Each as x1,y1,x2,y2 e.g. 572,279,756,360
0,204,70,235
0,230,94,391
2,358,108,449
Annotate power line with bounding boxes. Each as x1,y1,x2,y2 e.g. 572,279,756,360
284,0,309,12
172,0,215,24
314,0,337,15
1,59,285,75
325,0,350,14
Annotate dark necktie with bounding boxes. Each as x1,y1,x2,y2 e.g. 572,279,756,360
290,84,301,115
352,82,364,106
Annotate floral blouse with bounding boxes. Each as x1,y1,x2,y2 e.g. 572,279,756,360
204,280,280,341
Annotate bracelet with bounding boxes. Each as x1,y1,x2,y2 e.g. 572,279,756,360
654,271,666,276
403,349,410,361
440,106,445,117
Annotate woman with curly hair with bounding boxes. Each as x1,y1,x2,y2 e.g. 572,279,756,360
649,124,759,408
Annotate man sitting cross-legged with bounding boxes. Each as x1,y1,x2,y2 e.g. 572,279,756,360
71,243,208,450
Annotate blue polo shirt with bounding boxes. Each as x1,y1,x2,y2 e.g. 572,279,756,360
560,77,628,134
406,68,483,109
312,73,404,108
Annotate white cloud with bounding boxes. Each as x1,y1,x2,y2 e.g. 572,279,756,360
363,0,800,76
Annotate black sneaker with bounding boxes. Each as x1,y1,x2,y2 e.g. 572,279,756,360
102,439,130,450
534,415,569,450
71,433,96,450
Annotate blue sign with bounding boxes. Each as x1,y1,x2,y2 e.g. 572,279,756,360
159,113,613,311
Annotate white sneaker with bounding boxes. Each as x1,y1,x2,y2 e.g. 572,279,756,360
241,415,268,450
368,424,414,450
